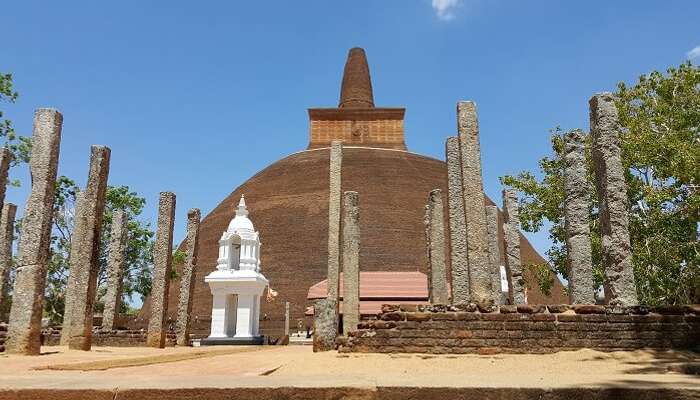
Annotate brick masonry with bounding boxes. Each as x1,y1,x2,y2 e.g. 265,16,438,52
150,148,568,341
339,304,700,354
309,115,406,150
43,329,176,348
0,323,6,352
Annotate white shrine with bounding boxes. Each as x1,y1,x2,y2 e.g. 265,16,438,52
203,195,269,345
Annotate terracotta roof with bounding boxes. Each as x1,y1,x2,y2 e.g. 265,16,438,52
307,271,429,300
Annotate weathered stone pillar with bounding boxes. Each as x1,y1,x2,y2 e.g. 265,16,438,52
457,101,493,304
341,191,360,334
175,208,201,346
6,109,62,355
485,205,504,304
146,192,176,348
312,298,337,352
101,211,128,331
0,203,17,320
327,141,343,301
503,189,525,304
284,301,290,336
589,93,638,306
0,148,12,316
61,145,111,350
563,129,596,304
424,189,449,304
445,137,470,304
0,148,13,213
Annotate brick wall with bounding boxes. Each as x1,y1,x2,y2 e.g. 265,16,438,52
41,329,177,347
0,323,6,352
309,119,405,149
339,304,700,354
307,108,406,150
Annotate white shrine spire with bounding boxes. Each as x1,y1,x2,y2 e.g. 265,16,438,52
236,195,249,217
228,195,254,232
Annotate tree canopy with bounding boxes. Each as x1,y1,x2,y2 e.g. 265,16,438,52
502,62,699,305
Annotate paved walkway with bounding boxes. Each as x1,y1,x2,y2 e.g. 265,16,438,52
0,346,697,399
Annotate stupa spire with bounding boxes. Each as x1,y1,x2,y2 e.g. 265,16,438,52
339,47,375,108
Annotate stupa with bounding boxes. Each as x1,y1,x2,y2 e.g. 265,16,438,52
201,196,268,345
140,47,566,338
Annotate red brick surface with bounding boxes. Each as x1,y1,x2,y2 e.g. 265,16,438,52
137,147,567,338
341,304,700,354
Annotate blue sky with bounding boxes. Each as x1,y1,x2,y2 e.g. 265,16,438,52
3,1,699,259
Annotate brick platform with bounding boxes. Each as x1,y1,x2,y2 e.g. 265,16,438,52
42,329,177,348
339,304,700,354
0,323,6,352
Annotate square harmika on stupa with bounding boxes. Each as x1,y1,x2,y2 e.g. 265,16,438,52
136,47,567,338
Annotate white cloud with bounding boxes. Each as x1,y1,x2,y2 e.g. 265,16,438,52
686,45,700,61
432,0,461,21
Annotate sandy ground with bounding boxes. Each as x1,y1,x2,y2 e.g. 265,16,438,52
0,345,697,391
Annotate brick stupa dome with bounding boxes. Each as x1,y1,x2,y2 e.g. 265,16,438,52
137,48,566,337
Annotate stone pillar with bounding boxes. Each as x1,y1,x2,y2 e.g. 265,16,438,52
457,101,492,304
327,141,343,301
445,137,470,304
101,211,128,331
284,301,290,336
563,129,596,304
176,208,201,346
0,148,12,213
589,93,638,306
0,203,17,320
502,189,525,304
312,298,337,352
146,192,176,348
0,148,12,316
424,189,449,304
61,146,111,350
6,109,62,355
485,205,504,304
341,191,360,334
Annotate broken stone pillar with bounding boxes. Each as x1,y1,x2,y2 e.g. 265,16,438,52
175,208,201,346
146,192,176,348
6,109,62,355
457,101,493,304
563,129,596,304
341,191,360,334
61,145,111,350
485,205,504,305
445,137,470,304
424,189,449,304
327,141,343,301
503,189,525,304
0,203,17,319
101,211,128,331
589,93,638,307
284,301,290,336
312,298,337,352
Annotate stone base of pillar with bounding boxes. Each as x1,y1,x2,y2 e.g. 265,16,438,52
200,336,264,346
313,298,338,352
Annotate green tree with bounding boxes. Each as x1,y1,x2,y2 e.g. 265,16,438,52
502,62,699,305
45,178,156,323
